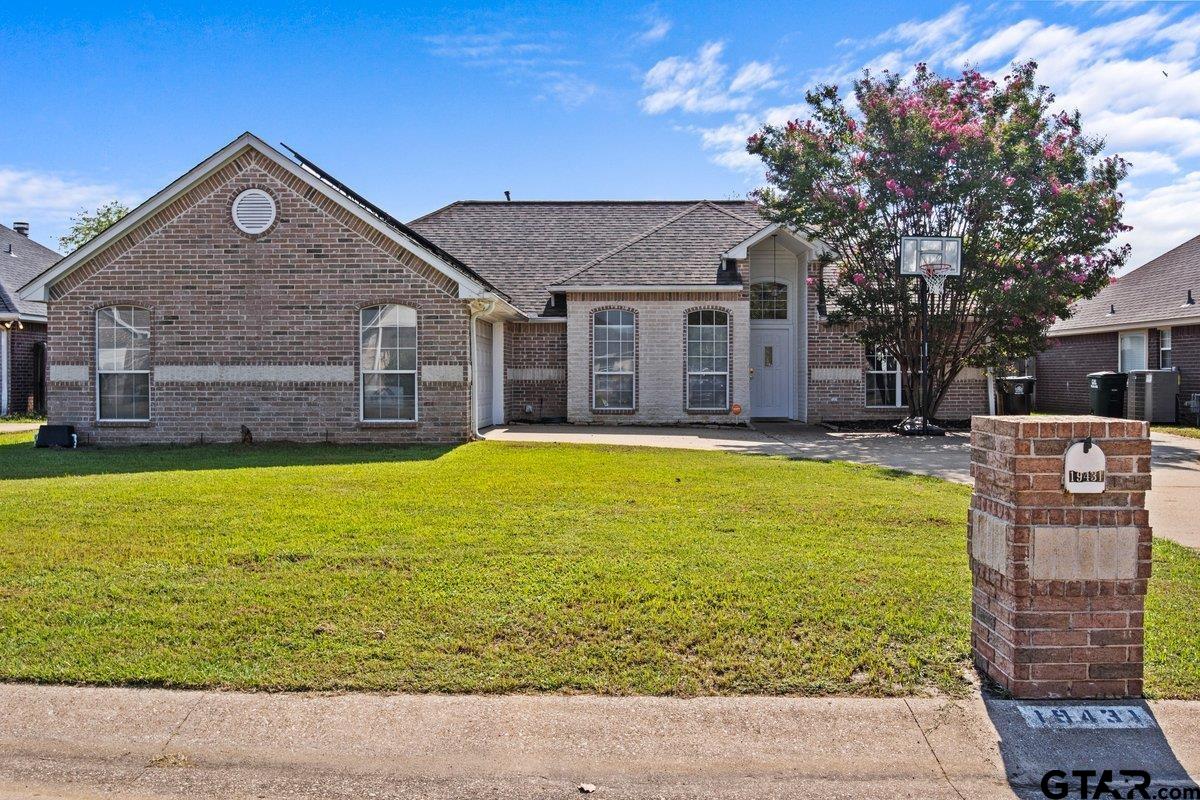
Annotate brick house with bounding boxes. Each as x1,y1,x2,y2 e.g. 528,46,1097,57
1,221,57,416
20,133,988,444
1036,235,1200,416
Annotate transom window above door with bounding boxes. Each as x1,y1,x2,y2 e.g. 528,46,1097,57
750,282,788,320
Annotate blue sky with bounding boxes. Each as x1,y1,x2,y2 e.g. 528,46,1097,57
2,1,1199,270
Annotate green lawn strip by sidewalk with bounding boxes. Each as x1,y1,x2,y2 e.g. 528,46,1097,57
1153,424,1200,440
0,432,1196,697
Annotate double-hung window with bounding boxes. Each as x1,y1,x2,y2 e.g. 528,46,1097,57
96,306,151,421
1159,328,1173,369
361,305,417,421
592,309,635,410
686,309,730,411
866,348,905,408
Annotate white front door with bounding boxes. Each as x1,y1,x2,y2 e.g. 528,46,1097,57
475,320,494,428
750,327,791,418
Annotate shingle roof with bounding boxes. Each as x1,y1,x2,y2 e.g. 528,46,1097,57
408,200,764,315
553,202,762,288
0,224,59,319
1050,235,1200,335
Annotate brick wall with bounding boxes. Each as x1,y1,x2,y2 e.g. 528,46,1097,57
505,321,567,422
8,322,47,415
969,416,1152,699
804,260,989,423
565,292,750,424
1169,324,1200,416
46,150,474,445
1035,332,1118,413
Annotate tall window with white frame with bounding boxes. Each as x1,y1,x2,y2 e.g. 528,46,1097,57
361,304,417,421
592,309,635,410
1119,331,1148,373
865,348,905,408
686,309,730,411
96,306,151,421
1159,328,1173,369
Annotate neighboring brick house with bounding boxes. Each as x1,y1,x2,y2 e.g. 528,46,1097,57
20,132,987,444
1036,235,1200,417
1,221,57,416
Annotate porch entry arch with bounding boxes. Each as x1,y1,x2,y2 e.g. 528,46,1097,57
749,276,796,419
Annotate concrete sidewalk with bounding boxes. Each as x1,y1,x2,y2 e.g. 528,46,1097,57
1,684,1197,799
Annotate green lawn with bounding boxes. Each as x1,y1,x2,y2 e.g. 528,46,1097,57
0,431,1196,698
1155,424,1200,440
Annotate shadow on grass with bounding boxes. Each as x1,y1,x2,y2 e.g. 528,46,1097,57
0,434,458,481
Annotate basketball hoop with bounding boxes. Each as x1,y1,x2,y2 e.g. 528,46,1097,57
919,262,953,296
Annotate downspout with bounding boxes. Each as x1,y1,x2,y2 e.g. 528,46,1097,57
986,368,997,416
467,298,496,440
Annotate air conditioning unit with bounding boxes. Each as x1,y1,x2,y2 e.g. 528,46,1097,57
1126,370,1179,423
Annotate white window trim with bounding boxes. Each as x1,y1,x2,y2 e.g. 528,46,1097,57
686,310,731,412
1118,329,1149,373
359,305,419,423
95,306,152,422
591,309,636,412
865,348,906,409
1159,327,1173,369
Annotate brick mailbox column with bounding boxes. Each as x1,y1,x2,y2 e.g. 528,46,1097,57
968,415,1152,699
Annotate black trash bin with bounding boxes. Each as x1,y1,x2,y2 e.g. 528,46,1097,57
1088,371,1127,417
997,376,1036,415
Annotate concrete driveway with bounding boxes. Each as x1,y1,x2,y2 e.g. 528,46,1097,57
484,424,1200,548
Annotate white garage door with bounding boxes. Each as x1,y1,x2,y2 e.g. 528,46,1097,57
475,320,494,428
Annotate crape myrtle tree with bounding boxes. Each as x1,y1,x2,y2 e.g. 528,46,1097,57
747,61,1130,421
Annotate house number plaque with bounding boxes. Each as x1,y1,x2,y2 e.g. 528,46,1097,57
1063,439,1106,494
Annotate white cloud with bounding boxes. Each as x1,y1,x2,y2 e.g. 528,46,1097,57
0,168,136,246
641,42,780,115
634,9,671,45
643,4,1200,268
1121,171,1200,268
426,30,595,109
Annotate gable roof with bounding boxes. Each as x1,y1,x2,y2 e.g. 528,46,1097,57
19,133,508,308
1049,234,1200,336
409,200,764,315
552,202,761,289
0,223,59,320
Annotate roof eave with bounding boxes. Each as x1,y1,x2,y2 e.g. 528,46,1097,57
1048,312,1200,337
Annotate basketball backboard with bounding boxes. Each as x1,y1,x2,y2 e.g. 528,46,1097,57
899,236,962,276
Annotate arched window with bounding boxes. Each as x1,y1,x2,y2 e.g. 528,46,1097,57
96,306,151,421
686,309,730,411
361,305,417,421
750,281,788,320
592,309,635,410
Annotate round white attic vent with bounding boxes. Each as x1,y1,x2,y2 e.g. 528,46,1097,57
232,189,276,235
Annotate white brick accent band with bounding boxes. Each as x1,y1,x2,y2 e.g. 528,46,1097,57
48,364,88,383
421,364,465,383
1031,526,1140,581
970,510,1008,574
508,367,565,381
154,365,354,383
810,367,860,382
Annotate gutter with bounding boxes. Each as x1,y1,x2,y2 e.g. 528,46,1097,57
1048,313,1200,337
467,298,497,440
